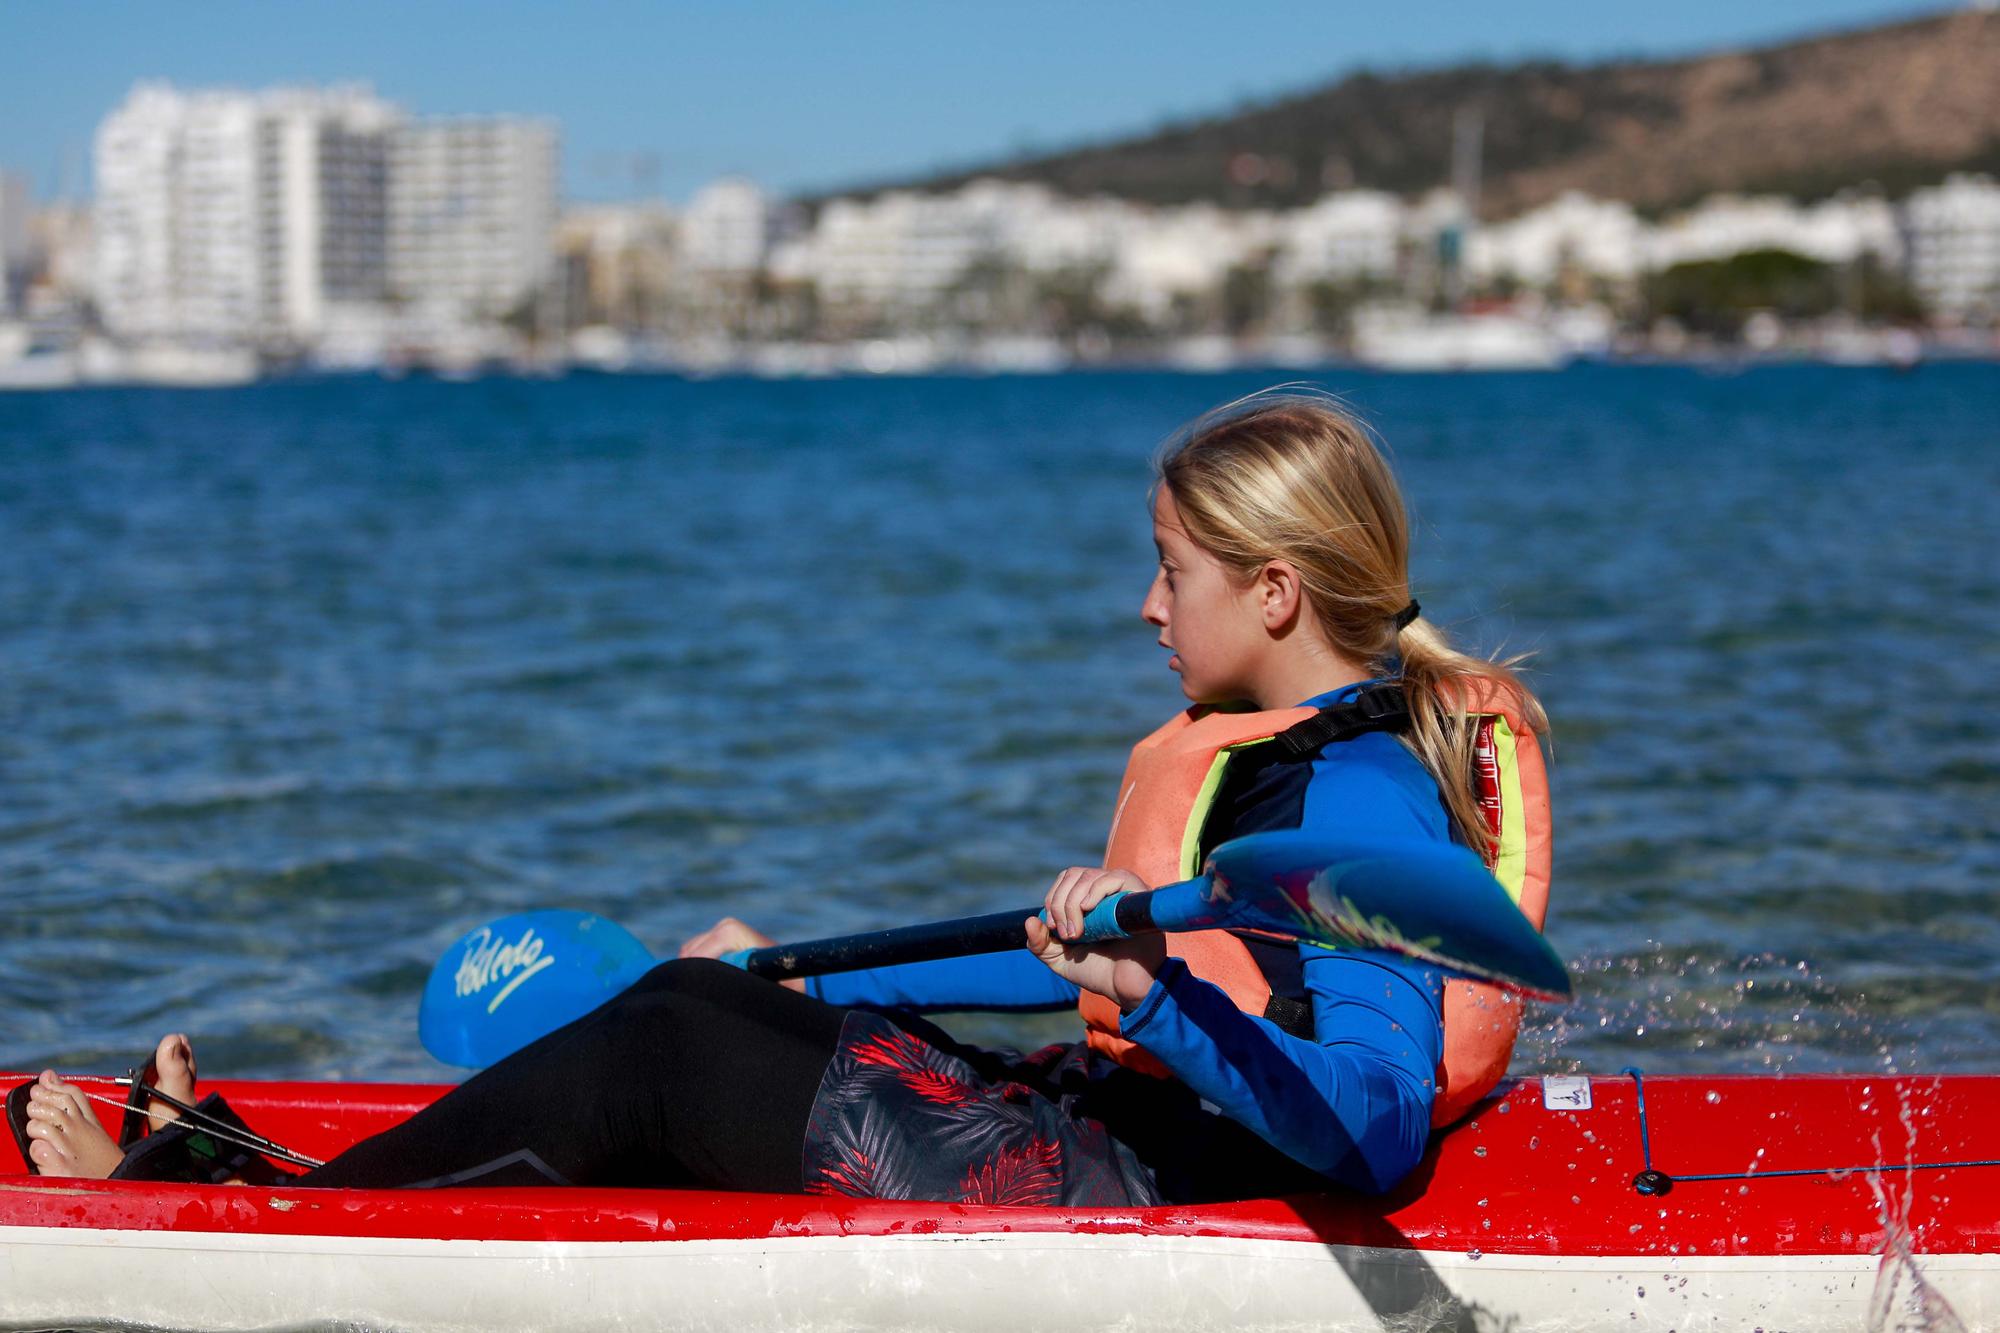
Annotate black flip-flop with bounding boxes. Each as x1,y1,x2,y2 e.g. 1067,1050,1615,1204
7,1080,40,1175
118,1055,161,1151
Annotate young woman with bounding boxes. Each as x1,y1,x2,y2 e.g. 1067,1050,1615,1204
14,393,1550,1205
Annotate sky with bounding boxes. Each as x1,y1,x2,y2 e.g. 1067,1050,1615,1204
0,0,1953,205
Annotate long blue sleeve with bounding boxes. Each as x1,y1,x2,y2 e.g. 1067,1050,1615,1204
805,948,1080,1012
1120,948,1443,1194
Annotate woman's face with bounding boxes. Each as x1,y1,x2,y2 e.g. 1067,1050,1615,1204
1141,489,1269,704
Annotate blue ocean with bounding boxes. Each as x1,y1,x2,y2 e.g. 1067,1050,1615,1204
2,364,1995,1081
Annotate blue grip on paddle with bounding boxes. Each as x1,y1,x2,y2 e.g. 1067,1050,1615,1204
1051,894,1132,944
717,947,750,969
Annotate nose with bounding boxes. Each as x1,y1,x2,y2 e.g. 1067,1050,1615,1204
1141,569,1168,627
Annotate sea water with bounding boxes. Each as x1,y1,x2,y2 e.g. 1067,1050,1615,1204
1,364,1994,1082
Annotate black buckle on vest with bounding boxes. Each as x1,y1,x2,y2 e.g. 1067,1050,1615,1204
1272,683,1411,760
1261,994,1315,1040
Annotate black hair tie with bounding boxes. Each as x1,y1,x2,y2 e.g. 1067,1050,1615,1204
1393,600,1421,631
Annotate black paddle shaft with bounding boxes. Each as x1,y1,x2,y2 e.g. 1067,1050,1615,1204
735,895,1160,981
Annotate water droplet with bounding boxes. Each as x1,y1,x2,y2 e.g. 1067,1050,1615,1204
1476,1197,1488,1208
1467,1248,1482,1261
1529,1136,1540,1150
1473,1145,1488,1158
1571,1194,1581,1205
1705,1090,1721,1104
1481,1217,1491,1230
1637,1287,1646,1298
1496,1102,1510,1115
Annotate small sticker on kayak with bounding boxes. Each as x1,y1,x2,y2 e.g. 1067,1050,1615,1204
1541,1075,1592,1110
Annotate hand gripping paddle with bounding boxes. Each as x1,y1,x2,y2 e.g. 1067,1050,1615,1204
420,831,1568,1067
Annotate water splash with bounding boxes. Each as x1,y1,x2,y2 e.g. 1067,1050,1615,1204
1518,948,1938,1076
1866,1175,1966,1333
1862,1080,1966,1333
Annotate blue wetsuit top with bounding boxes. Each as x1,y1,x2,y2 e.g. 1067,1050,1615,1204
807,682,1448,1194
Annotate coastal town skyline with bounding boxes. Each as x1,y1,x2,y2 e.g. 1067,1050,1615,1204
2,0,1952,205
4,3,1997,385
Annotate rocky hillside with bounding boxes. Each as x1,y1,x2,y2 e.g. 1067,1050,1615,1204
882,8,2000,216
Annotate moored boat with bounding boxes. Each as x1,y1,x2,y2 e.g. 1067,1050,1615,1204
2,1070,1996,1331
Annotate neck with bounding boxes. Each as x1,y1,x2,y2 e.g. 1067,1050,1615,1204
1245,643,1372,711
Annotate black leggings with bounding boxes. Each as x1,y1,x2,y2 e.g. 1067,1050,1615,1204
298,959,846,1191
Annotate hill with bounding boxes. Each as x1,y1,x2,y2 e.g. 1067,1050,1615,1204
868,9,2000,216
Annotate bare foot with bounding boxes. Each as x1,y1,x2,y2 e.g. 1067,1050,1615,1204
23,1070,124,1178
21,1033,202,1179
137,1032,198,1131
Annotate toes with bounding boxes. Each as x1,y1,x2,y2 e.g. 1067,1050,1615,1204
154,1033,197,1105
44,1083,102,1132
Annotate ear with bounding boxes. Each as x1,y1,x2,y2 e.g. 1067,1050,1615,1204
1254,560,1304,631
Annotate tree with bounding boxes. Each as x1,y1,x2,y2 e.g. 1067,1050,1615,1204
1645,248,1838,336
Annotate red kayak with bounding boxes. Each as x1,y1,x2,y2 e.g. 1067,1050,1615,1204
3,1070,1995,1330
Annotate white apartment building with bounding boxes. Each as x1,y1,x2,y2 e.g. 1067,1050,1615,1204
1272,190,1405,287
1468,191,1645,288
389,118,558,323
1646,193,1900,270
1105,203,1276,320
1902,174,2000,315
680,177,770,274
93,82,398,345
259,88,399,341
994,186,1137,274
780,188,1007,311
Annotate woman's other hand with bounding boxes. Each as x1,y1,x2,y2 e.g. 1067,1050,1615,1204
1024,867,1165,1011
679,917,805,993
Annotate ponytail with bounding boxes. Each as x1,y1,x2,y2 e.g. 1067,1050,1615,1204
1393,617,1547,856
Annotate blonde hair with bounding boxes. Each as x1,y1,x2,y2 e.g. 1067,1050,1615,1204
1156,392,1547,852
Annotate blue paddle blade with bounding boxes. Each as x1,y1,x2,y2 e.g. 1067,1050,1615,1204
1151,830,1571,1000
419,910,658,1068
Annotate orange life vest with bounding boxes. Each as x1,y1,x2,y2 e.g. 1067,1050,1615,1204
1079,679,1552,1127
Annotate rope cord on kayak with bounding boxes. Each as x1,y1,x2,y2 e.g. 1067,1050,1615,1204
65,1078,325,1170
1620,1067,2000,1196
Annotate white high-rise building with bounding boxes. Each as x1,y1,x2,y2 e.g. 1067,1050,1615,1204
389,119,558,322
1902,174,2000,316
92,82,398,344
257,88,399,341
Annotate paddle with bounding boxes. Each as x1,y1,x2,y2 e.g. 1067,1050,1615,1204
419,910,659,1068
419,830,1568,1068
722,830,1568,996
